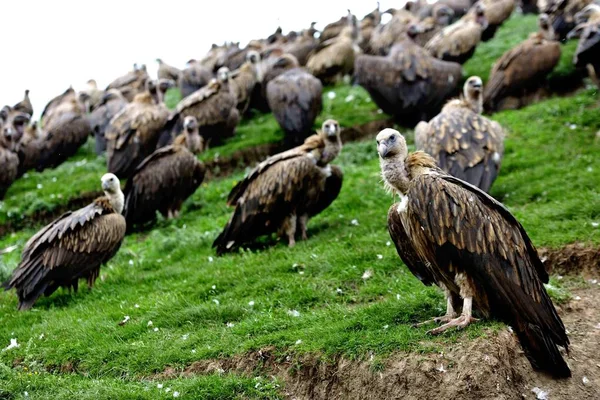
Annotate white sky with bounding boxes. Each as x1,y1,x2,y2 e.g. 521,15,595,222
0,0,414,119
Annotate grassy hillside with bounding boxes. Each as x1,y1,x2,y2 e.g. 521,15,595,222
1,14,598,399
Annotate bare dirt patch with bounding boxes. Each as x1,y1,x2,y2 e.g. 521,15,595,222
540,243,600,278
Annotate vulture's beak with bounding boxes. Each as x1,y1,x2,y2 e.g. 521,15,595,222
102,180,111,191
326,125,338,137
378,142,389,158
3,127,14,139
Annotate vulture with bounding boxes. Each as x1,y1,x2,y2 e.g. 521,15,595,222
306,26,358,84
567,4,600,89
156,58,181,83
249,53,300,114
13,89,33,117
320,10,354,42
412,5,456,47
87,89,127,155
179,61,213,99
370,8,419,55
520,0,539,14
358,3,382,53
285,29,319,66
123,116,205,229
105,91,169,179
36,95,91,171
543,0,594,40
354,26,463,125
2,173,126,311
7,112,42,178
213,120,343,254
415,76,505,192
425,3,488,64
78,80,104,113
106,64,149,102
377,128,571,378
40,87,76,124
266,68,323,146
0,120,19,199
230,51,261,114
165,68,239,147
484,14,561,112
147,78,176,104
479,0,516,41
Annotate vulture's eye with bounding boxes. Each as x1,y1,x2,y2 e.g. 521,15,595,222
390,135,396,142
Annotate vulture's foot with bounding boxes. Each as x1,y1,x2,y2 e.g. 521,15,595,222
298,214,309,241
412,313,457,328
426,314,478,335
288,237,296,248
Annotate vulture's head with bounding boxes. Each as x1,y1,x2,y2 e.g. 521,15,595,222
184,115,198,132
376,129,407,160
246,50,261,64
434,5,454,26
464,76,483,98
322,119,340,139
539,13,558,40
1,108,30,149
156,58,164,65
145,79,158,94
217,67,231,83
407,24,424,39
101,173,124,214
183,116,203,154
157,78,176,93
472,3,488,29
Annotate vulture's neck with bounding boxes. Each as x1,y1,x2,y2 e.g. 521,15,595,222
106,190,125,215
380,156,410,195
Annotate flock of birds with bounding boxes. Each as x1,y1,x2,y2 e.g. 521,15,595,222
1,0,599,380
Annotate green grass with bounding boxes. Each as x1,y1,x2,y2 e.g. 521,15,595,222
0,14,598,398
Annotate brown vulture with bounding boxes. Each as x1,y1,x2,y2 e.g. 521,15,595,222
87,89,127,155
40,87,76,124
0,121,19,199
478,0,516,41
123,116,205,229
358,3,382,54
437,0,476,18
412,5,456,47
147,78,176,104
2,173,126,311
0,106,36,179
78,80,105,113
543,0,594,40
306,26,357,84
105,91,169,179
284,30,319,66
354,27,463,125
106,64,149,102
250,53,301,113
484,14,561,112
213,120,343,254
377,128,571,378
36,97,91,172
520,0,539,14
266,67,323,146
179,61,213,99
13,89,33,117
425,3,488,64
165,68,239,148
415,76,505,193
230,51,261,114
156,58,181,83
567,4,600,89
320,10,354,42
370,8,419,55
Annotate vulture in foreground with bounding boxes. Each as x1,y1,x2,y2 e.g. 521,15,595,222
484,14,561,112
106,64,149,102
165,68,239,147
416,76,505,192
2,173,126,311
13,89,33,117
123,116,205,229
87,89,127,155
479,0,516,41
306,26,357,84
377,129,571,378
354,27,463,124
213,120,343,254
425,3,488,64
266,68,323,146
179,61,213,99
106,91,169,179
567,4,600,89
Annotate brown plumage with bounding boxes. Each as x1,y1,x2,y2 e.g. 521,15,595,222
147,79,176,104
425,3,488,64
307,26,357,84
179,61,213,99
416,76,505,192
484,14,561,112
378,129,571,378
370,8,419,55
13,89,33,117
40,87,76,124
284,31,319,66
166,68,239,147
250,53,301,113
568,5,600,88
14,120,42,178
230,52,261,114
87,89,127,155
2,174,126,311
354,30,463,125
358,3,382,53
156,58,181,83
266,68,323,146
320,10,354,42
0,123,19,199
412,5,456,47
479,0,516,41
105,91,169,179
437,0,475,18
543,0,594,40
78,80,105,113
520,0,539,14
106,64,149,102
214,120,342,254
123,116,205,229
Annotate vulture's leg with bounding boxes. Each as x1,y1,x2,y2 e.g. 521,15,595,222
428,274,478,335
298,214,309,241
588,65,599,90
413,287,458,327
167,210,174,219
282,215,297,247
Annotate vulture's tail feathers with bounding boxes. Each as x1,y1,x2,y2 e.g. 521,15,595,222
516,324,571,378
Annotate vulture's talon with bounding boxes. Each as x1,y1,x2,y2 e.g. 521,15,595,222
426,315,478,335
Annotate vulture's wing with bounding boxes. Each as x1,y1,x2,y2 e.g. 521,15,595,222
173,83,219,116
106,71,138,90
424,108,504,192
0,148,19,199
574,23,600,67
3,200,126,310
303,164,343,219
405,173,570,376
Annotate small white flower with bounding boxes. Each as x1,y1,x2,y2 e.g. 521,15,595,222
299,271,304,275
147,320,153,327
213,299,220,305
134,304,140,308
52,177,57,182
226,322,235,328
351,219,359,226
383,325,389,330
157,383,164,389
173,392,180,398
582,376,590,385
362,269,373,280
377,109,383,114
153,327,159,332
295,339,302,345
128,260,134,266
377,254,383,260
591,222,599,227
119,315,130,325
386,241,391,246
211,285,216,290
557,275,563,280
165,388,171,393
191,349,196,353
327,91,336,100
532,387,549,400
437,364,446,373
39,333,45,340
36,184,43,189
248,301,255,306
569,124,577,130
287,309,301,317
208,256,214,262
588,167,594,173
396,294,401,300
574,296,582,300
344,94,355,103
336,288,343,294
182,334,189,340
3,338,19,351
24,392,29,397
